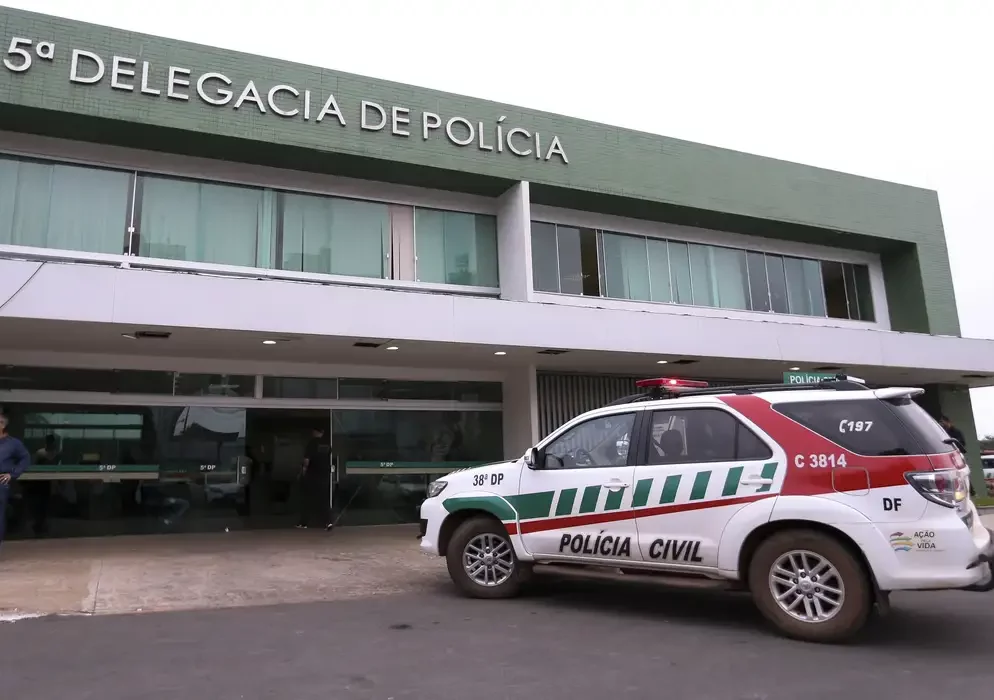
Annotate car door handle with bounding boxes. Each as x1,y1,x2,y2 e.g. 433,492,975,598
740,477,773,486
604,481,630,491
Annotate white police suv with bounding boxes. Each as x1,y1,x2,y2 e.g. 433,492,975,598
418,376,994,643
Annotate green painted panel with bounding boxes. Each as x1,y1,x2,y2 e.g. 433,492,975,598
0,7,960,336
631,478,652,508
507,491,555,520
442,496,516,522
556,488,577,516
579,485,601,514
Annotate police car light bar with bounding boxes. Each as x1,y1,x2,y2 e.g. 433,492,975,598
635,377,710,390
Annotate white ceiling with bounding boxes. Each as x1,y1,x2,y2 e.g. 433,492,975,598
0,317,991,387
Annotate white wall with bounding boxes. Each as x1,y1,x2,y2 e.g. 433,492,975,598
2,258,993,375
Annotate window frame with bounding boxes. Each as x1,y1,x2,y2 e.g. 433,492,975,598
537,409,646,470
637,406,774,466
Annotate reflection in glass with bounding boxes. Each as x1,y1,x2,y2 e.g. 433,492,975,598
784,256,826,316
337,379,502,402
331,410,503,525
556,226,600,296
821,260,849,319
415,208,499,287
668,241,693,304
711,246,750,310
530,222,561,292
602,232,650,301
688,244,716,307
263,377,339,399
765,254,790,314
139,176,274,268
747,252,771,312
280,193,390,279
0,156,130,255
852,264,875,321
646,239,672,302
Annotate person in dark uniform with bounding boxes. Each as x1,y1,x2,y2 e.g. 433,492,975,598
940,415,975,497
297,426,333,531
0,412,31,552
26,434,59,536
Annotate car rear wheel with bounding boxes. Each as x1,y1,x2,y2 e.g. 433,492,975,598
446,516,523,599
748,529,872,643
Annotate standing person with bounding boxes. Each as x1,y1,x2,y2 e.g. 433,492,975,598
297,426,333,531
0,412,31,551
26,434,59,536
939,415,975,497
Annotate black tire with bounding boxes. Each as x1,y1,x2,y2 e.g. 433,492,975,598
748,529,872,643
445,516,523,599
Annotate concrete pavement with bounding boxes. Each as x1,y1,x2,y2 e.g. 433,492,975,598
1,525,443,618
1,573,992,700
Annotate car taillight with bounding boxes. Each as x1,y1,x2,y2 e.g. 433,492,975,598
905,468,971,508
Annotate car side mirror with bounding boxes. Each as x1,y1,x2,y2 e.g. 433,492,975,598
524,447,541,470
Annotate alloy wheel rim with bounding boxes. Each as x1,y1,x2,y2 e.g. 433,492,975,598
768,549,846,623
463,533,514,586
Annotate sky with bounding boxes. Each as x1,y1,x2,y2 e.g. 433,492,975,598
6,0,993,436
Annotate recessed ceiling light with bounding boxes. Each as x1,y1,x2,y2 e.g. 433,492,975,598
656,360,668,364
494,351,507,356
789,366,800,371
262,340,277,345
385,346,399,351
121,333,137,340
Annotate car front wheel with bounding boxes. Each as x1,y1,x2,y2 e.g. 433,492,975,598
446,516,523,599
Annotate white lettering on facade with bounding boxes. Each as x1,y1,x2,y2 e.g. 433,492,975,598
446,117,474,146
167,66,190,100
361,101,387,131
197,72,233,105
6,41,570,164
268,84,298,117
110,56,135,91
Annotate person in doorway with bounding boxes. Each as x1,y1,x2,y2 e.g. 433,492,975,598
26,434,59,537
297,426,333,531
0,412,31,551
939,415,975,497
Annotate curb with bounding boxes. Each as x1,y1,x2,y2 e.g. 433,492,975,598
977,506,994,516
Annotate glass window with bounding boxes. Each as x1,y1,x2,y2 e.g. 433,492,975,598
746,252,771,312
648,408,772,464
602,232,650,301
646,238,672,303
852,264,875,322
530,222,560,292
415,208,498,287
263,377,339,399
765,254,790,314
773,399,945,457
171,374,256,398
843,263,860,319
0,157,130,255
543,412,636,469
338,379,502,403
137,176,275,268
821,260,849,319
784,257,826,317
711,246,750,310
689,244,716,307
556,226,600,296
280,193,389,279
668,241,693,305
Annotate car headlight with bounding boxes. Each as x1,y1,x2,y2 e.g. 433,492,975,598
426,480,448,498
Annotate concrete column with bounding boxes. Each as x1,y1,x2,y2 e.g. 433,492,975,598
496,181,533,302
502,364,539,459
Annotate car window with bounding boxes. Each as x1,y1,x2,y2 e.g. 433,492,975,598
647,408,772,465
544,412,636,469
773,398,953,457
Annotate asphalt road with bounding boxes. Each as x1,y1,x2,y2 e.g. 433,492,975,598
1,575,992,700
